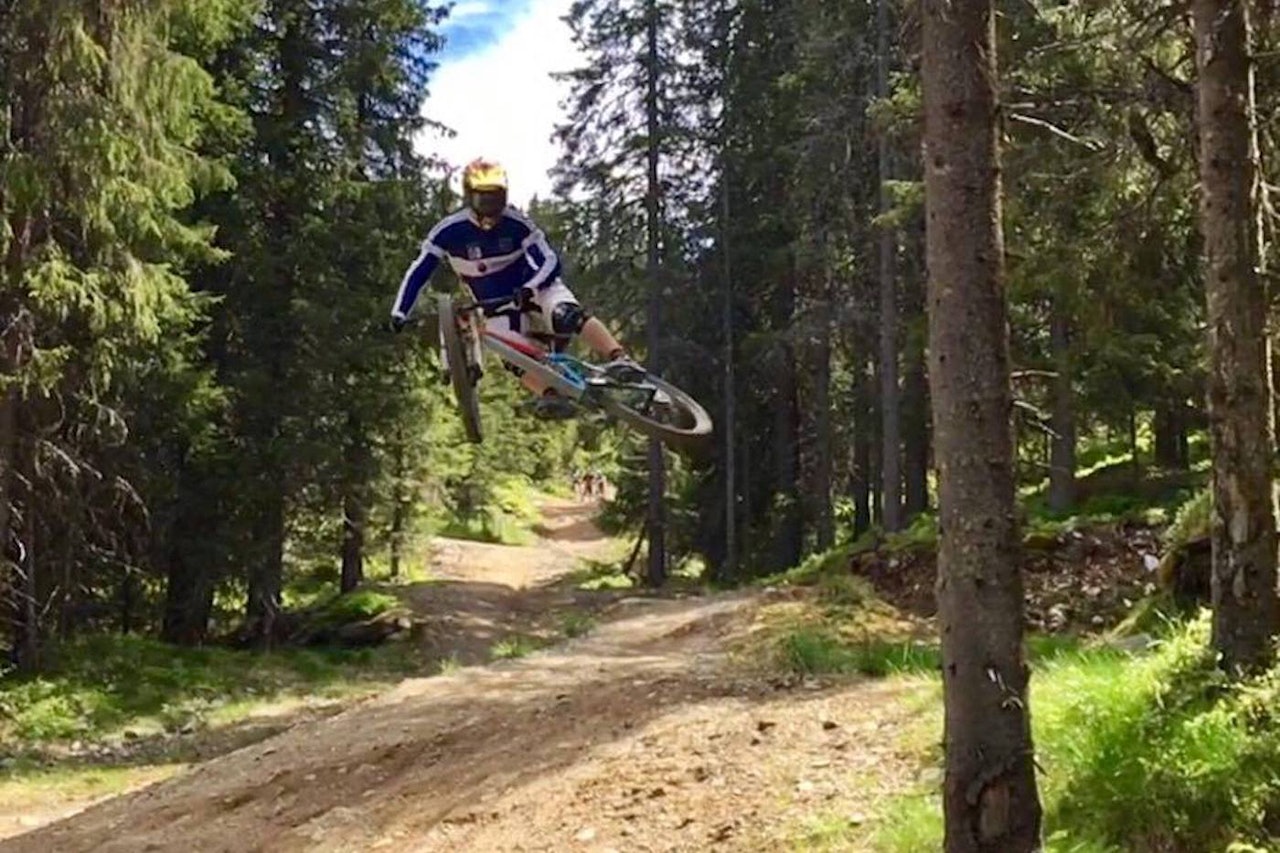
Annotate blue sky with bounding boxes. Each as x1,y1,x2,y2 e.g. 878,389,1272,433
438,0,537,60
419,0,579,203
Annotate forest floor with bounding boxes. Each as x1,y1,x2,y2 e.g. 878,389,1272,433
0,497,932,852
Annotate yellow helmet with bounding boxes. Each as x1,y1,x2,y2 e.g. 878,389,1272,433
462,158,508,227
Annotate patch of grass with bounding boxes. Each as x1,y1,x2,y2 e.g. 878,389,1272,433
489,635,546,661
775,628,1084,681
1163,486,1210,552
317,590,401,623
0,634,419,750
436,476,549,546
560,611,597,639
0,763,184,807
435,654,462,675
870,615,1280,852
438,511,534,546
794,813,876,851
777,628,940,678
756,538,874,588
560,559,635,591
883,514,939,552
815,573,878,608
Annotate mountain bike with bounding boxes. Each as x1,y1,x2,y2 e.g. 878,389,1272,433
433,293,713,451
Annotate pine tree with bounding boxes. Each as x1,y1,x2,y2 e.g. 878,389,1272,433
922,0,1043,846
1192,0,1279,675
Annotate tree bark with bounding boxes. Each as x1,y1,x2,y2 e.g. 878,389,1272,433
922,0,1043,849
721,176,738,576
1048,294,1076,512
853,354,873,537
389,445,406,580
340,419,369,594
1193,0,1279,675
903,216,930,519
814,306,835,550
877,0,902,533
644,0,667,587
246,486,285,647
1154,403,1190,470
17,484,38,673
340,492,366,594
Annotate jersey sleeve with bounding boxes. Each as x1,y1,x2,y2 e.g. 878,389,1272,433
510,209,561,291
391,228,447,318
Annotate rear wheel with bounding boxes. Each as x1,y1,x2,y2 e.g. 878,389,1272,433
596,372,713,451
438,294,483,443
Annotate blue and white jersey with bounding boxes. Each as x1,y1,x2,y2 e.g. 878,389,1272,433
391,206,563,319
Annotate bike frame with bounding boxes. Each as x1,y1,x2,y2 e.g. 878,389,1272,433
454,297,596,401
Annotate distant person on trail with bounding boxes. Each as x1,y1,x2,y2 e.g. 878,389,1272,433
389,158,644,419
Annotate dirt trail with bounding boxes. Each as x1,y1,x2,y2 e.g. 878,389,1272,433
4,499,921,852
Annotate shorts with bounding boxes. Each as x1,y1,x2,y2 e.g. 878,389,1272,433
483,279,581,355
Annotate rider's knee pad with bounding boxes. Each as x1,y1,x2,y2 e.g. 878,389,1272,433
551,301,589,336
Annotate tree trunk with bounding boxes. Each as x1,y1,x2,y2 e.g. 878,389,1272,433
1154,402,1190,470
643,0,667,587
772,342,803,570
903,216,930,519
1193,0,1279,675
1048,294,1076,512
922,0,1043,849
14,453,38,673
721,176,738,576
877,0,902,533
389,432,407,580
1128,405,1140,474
162,551,213,646
814,308,835,550
341,491,365,594
340,419,368,594
246,486,285,647
853,355,873,536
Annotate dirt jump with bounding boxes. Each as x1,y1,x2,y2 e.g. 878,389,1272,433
3,498,918,852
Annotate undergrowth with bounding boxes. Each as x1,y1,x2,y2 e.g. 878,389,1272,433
871,615,1280,852
0,634,419,748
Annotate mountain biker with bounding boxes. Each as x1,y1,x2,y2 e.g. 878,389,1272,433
389,158,643,419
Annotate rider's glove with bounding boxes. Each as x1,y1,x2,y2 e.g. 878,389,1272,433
516,287,537,313
388,315,408,334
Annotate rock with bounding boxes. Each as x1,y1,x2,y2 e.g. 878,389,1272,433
918,766,944,786
822,720,839,731
756,720,777,733
1106,633,1154,654
575,827,597,843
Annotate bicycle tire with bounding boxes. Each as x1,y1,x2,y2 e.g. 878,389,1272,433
438,294,484,443
598,372,713,452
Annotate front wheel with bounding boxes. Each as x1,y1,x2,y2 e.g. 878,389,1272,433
438,294,484,443
596,372,713,452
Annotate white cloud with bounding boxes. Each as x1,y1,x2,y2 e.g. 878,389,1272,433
419,0,579,205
